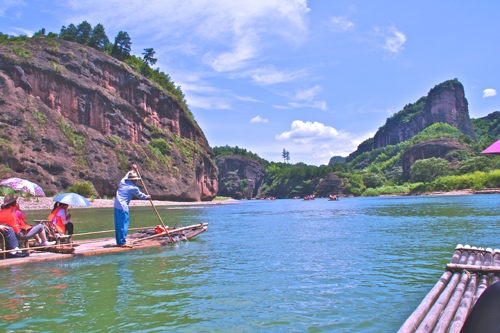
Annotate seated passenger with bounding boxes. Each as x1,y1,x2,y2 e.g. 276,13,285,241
48,202,74,240
0,225,27,258
0,195,54,246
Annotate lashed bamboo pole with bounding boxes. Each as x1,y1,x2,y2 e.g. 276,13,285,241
446,264,500,274
412,250,470,333
0,243,73,254
448,249,482,333
397,247,463,333
71,226,154,238
472,248,490,306
130,223,208,244
447,272,478,333
432,251,476,333
491,250,500,284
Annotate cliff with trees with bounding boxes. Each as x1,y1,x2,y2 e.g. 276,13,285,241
0,23,218,200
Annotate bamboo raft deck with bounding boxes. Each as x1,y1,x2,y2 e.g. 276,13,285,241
0,223,208,268
398,244,500,333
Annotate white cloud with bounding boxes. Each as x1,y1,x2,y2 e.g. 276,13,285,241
383,26,406,53
274,120,365,164
295,85,321,100
68,0,310,72
288,101,328,111
328,16,354,32
276,120,341,143
483,89,497,98
373,25,406,54
250,115,268,123
250,67,308,85
236,95,261,102
186,95,232,110
272,105,292,110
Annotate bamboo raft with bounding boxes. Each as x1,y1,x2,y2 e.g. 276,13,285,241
0,223,208,268
398,244,500,333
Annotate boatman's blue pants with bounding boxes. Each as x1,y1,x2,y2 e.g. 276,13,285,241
114,208,129,246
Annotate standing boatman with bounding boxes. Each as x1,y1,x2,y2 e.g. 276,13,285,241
114,167,150,247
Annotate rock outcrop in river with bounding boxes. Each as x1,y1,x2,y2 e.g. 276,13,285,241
0,38,218,200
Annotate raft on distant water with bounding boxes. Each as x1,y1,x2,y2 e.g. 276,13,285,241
398,244,500,333
0,223,208,268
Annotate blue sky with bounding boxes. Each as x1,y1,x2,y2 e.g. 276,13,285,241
1,1,499,165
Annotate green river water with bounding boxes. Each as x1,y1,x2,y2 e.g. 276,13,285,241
0,194,499,332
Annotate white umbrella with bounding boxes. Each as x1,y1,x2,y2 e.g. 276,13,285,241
53,193,91,207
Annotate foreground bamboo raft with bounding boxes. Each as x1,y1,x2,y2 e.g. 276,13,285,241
0,223,208,268
398,244,500,333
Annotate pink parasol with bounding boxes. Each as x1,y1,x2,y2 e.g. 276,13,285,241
481,139,500,154
0,178,46,197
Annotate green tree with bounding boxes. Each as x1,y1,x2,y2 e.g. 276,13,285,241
282,149,290,163
33,28,46,37
458,156,494,174
76,21,92,45
60,24,78,42
362,172,385,188
410,158,452,183
88,23,110,51
142,47,157,66
111,31,132,60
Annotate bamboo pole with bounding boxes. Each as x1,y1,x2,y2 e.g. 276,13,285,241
448,270,480,332
71,226,155,238
432,252,476,333
130,223,208,244
473,274,489,306
411,250,470,333
446,264,500,274
132,165,174,244
0,243,73,254
491,250,500,284
397,248,463,333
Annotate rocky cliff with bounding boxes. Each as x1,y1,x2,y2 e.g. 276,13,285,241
216,155,265,199
401,138,472,178
347,80,476,162
0,38,218,200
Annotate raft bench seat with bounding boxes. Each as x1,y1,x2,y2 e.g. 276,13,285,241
34,220,71,245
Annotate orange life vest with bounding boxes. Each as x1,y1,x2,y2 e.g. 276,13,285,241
0,206,32,234
48,206,66,234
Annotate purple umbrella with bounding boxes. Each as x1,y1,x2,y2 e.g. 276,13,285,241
481,139,500,154
0,178,46,197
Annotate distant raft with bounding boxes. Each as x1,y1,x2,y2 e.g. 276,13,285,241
398,244,500,333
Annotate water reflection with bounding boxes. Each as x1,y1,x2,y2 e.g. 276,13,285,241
0,195,499,331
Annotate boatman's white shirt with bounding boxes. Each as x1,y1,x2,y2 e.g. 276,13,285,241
113,171,149,212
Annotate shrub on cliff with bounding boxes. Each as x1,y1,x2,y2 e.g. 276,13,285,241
458,156,494,174
66,181,96,198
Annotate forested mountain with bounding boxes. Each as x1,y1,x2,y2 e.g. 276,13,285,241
214,80,500,199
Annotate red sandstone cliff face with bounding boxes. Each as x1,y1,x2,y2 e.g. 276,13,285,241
216,155,265,199
347,80,476,162
0,38,218,201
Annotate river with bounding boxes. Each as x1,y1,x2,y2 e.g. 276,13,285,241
0,195,499,332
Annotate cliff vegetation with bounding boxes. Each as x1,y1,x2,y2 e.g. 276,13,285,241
0,25,218,200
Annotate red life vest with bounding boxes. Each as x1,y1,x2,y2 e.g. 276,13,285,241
48,206,66,234
0,206,32,234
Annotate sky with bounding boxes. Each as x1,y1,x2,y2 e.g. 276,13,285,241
1,1,499,166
